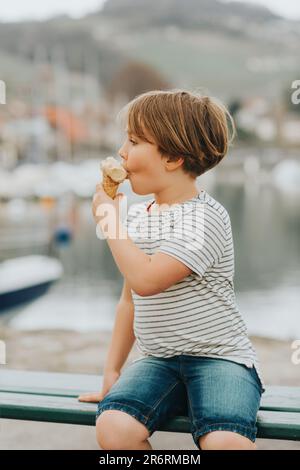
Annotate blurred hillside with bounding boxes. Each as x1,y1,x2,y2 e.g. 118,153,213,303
100,0,279,27
0,0,300,169
0,0,299,101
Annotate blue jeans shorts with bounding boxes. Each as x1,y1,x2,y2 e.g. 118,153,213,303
95,355,263,450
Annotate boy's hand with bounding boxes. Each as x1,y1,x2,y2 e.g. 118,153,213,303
77,391,104,403
78,370,120,403
92,183,124,226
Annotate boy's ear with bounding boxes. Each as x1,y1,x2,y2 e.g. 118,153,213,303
165,156,184,171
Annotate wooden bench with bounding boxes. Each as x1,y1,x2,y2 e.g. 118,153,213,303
1,369,300,442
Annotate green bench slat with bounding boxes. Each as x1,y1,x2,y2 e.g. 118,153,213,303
1,369,300,413
256,411,300,441
0,369,101,398
0,392,97,426
1,391,300,441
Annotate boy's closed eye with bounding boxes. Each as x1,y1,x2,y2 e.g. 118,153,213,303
126,128,141,145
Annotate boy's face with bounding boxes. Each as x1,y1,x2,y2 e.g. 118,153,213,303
118,127,168,195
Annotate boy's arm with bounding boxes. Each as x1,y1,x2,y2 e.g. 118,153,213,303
106,233,193,297
103,278,136,374
77,279,135,402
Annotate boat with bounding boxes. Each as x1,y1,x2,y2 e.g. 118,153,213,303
0,255,63,312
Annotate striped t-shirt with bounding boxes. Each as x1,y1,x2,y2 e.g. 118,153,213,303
123,190,265,392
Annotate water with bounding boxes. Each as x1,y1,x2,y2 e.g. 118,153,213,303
0,169,299,340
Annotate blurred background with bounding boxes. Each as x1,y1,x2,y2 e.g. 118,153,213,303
0,0,300,450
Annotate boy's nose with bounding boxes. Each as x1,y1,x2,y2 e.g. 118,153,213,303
119,152,129,173
118,148,127,161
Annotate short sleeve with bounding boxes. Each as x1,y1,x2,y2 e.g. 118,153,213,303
157,204,227,278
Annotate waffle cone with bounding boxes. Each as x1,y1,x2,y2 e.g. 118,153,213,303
102,173,120,199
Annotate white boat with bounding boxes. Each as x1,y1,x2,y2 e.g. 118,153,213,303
0,255,63,312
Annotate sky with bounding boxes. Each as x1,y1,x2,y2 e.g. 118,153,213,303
0,0,300,23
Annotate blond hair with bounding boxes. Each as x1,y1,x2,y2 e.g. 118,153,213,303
117,89,236,178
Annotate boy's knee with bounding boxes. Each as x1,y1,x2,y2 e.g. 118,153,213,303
96,409,150,450
199,431,257,450
96,411,121,449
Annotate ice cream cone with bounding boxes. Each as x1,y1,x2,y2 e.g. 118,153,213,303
100,156,128,199
102,173,120,199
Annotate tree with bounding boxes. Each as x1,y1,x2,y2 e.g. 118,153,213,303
105,59,172,101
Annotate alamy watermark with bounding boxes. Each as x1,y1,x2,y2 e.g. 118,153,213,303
291,80,300,105
0,79,6,104
291,340,300,365
95,196,206,251
0,340,6,364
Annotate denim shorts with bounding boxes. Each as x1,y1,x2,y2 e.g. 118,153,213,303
95,355,263,450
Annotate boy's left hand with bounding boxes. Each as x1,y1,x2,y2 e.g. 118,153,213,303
92,183,124,226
